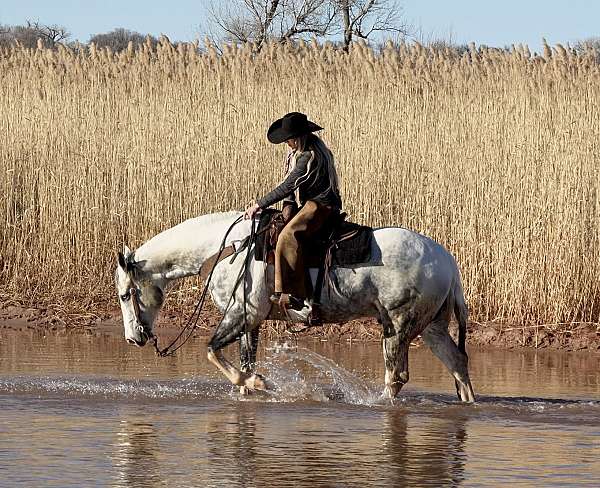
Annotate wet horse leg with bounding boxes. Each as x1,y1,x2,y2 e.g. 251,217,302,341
240,327,259,373
379,304,413,399
207,311,267,391
421,319,475,403
238,327,260,395
207,348,266,390
382,334,410,399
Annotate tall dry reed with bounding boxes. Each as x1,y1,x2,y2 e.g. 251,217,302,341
1,38,599,329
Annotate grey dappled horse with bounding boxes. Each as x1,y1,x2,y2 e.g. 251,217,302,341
115,211,475,402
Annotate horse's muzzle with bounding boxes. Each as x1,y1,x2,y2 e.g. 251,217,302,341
126,337,146,347
126,324,152,347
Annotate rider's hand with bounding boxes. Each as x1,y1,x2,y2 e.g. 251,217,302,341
244,202,260,220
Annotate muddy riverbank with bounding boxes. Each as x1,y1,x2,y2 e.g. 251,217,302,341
1,302,598,352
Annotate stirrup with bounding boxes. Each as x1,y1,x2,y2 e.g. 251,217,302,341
270,293,305,311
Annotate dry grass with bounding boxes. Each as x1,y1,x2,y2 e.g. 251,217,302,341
1,39,599,330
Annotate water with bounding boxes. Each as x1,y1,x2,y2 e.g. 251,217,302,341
0,328,599,487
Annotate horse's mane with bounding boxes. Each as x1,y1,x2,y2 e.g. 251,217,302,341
196,210,242,225
133,211,243,259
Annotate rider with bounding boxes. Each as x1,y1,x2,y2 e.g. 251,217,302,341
244,112,342,313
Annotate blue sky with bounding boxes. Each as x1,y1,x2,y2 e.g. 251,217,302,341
0,1,598,52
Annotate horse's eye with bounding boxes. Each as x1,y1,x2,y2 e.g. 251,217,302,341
120,292,130,301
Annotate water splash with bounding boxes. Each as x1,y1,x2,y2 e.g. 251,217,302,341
0,375,230,401
262,343,382,405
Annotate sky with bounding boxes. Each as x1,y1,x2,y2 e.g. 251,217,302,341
0,1,598,53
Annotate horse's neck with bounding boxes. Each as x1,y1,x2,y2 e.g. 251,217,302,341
134,212,247,282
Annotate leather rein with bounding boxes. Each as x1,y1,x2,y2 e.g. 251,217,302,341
150,215,272,357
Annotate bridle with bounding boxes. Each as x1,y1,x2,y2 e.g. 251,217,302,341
123,284,155,344
121,213,264,357
152,214,255,357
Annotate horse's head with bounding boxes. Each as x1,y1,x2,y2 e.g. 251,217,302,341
115,246,165,347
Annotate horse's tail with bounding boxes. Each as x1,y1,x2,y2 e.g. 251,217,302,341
453,275,468,355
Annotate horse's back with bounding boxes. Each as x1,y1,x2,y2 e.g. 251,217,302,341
370,226,459,298
372,226,457,268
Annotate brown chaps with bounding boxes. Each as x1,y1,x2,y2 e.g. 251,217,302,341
275,200,333,299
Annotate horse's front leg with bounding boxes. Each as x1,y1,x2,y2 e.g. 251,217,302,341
239,327,260,395
207,258,272,393
206,311,267,392
208,347,266,391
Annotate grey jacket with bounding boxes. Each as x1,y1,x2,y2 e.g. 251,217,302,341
257,149,342,210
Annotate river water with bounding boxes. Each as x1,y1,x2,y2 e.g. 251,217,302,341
0,328,598,487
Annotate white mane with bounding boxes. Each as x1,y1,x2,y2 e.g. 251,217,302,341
136,211,241,254
133,211,245,276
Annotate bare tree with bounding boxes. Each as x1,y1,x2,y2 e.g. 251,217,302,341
573,37,600,63
26,20,70,46
206,0,409,51
573,37,600,54
0,24,10,47
206,0,337,50
208,0,281,45
336,0,408,51
0,21,70,49
89,28,158,52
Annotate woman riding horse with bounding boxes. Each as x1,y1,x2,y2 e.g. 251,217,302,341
115,114,475,400
244,112,342,318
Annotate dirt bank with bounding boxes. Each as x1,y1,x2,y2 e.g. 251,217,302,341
1,302,598,352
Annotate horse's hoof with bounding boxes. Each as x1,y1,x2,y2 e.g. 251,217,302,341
384,384,400,400
246,373,268,391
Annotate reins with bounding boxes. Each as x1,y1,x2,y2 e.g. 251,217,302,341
152,214,260,357
242,217,257,335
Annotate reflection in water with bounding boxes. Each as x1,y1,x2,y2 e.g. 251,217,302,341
381,409,467,487
206,404,259,488
201,403,473,488
113,419,164,488
0,329,599,487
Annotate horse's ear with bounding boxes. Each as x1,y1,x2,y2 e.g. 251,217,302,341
117,251,127,270
119,245,137,273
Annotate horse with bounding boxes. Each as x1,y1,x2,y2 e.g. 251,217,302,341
114,211,475,402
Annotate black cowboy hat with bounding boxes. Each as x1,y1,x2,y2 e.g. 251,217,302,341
267,112,323,144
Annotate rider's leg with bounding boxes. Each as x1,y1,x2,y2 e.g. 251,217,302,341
274,200,333,305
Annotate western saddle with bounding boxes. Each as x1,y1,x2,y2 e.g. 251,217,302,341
199,209,373,317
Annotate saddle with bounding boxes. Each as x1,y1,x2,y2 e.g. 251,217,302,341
254,208,373,302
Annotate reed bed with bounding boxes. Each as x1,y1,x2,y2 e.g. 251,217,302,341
1,39,599,330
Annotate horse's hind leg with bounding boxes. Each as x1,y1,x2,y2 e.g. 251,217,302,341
382,334,410,399
238,327,260,395
378,305,413,399
421,320,475,403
